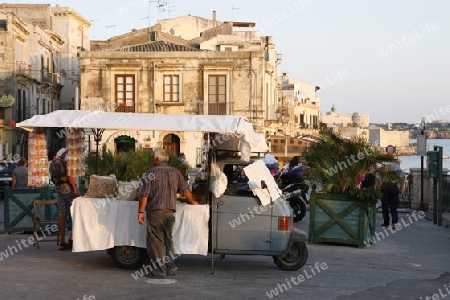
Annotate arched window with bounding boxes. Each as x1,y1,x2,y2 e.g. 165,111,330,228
115,135,136,152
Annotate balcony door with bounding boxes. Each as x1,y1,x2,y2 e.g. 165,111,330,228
208,75,226,115
115,74,135,112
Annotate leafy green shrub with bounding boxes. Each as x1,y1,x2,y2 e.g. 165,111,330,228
85,146,182,181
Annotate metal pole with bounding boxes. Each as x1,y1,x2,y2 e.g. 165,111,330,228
436,146,443,226
96,140,99,174
420,155,424,210
208,134,215,275
433,177,437,225
92,129,105,174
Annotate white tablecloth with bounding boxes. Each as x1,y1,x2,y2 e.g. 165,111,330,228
70,197,209,255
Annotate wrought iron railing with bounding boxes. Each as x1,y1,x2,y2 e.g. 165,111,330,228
16,62,31,77
115,105,135,113
442,175,450,212
41,72,62,85
207,103,226,115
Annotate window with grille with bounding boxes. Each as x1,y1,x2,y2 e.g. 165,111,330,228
208,75,226,115
115,75,135,111
163,75,179,102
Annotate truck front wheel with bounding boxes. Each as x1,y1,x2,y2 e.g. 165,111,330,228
110,246,147,270
273,241,308,271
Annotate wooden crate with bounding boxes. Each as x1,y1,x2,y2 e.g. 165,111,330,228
308,191,376,248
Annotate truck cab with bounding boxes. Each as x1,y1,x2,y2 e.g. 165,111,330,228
209,157,308,270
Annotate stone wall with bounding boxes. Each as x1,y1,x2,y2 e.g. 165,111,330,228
0,4,52,30
408,167,448,212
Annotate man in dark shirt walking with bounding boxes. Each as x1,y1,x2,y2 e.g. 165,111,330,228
381,181,400,230
138,148,198,278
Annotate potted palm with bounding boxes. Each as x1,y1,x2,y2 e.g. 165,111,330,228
302,129,401,248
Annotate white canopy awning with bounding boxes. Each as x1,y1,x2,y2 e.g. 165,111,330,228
16,110,268,154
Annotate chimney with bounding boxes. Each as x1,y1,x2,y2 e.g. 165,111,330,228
213,10,216,27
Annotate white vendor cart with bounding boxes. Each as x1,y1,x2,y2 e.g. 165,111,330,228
17,110,308,271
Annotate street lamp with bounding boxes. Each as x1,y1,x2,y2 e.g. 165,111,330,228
275,108,281,120
275,107,290,136
275,108,289,124
418,117,426,211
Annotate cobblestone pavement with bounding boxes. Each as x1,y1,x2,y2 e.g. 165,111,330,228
0,208,449,300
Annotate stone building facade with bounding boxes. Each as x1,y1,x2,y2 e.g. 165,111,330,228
269,72,321,137
321,105,370,128
0,6,64,156
368,127,410,148
79,14,280,164
0,4,89,156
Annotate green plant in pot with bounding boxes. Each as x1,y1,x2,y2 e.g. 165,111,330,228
302,129,402,248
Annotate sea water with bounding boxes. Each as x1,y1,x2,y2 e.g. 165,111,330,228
398,139,450,173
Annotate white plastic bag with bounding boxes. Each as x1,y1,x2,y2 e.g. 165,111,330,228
376,199,382,209
209,163,228,198
240,141,251,161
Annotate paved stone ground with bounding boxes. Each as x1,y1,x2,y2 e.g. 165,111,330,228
0,207,449,300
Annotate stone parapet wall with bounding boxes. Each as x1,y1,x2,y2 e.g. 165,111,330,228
408,167,449,211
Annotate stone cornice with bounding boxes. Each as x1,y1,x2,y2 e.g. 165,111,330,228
47,30,65,45
12,19,29,36
53,9,90,27
155,102,185,107
201,63,234,71
154,64,186,71
107,64,142,70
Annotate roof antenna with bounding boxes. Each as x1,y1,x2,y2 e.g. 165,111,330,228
231,4,239,22
139,1,159,29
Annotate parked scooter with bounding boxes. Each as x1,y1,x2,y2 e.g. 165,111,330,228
273,168,309,222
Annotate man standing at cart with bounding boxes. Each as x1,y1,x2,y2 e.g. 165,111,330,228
50,148,79,250
138,148,198,279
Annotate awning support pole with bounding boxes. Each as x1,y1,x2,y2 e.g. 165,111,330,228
208,133,215,275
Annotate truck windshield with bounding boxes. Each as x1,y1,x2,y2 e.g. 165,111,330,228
0,163,18,173
223,164,252,196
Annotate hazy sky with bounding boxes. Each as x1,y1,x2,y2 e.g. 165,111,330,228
17,0,449,124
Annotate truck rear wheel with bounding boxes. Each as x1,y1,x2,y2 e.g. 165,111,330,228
110,246,147,270
273,241,308,271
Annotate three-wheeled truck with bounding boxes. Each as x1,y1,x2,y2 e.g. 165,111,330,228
207,156,308,271
16,110,308,271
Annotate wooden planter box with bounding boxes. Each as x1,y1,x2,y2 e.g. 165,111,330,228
308,191,376,248
4,186,54,233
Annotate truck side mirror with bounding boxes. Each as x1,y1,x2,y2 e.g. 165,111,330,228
261,180,274,203
261,180,267,190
